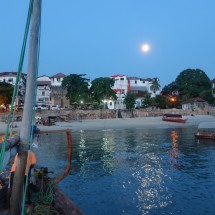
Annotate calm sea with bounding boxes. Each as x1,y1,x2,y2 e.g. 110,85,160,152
35,126,215,215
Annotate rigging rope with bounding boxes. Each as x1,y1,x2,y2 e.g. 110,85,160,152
0,0,34,171
32,180,59,215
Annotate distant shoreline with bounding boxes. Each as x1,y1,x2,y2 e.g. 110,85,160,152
0,115,214,135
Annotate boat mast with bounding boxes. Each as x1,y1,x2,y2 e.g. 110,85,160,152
10,0,41,214
20,0,41,145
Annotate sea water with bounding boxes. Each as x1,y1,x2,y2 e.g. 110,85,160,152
35,126,215,215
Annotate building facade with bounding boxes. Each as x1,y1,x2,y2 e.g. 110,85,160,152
36,75,51,106
49,73,69,108
50,73,66,86
108,74,160,109
181,97,209,112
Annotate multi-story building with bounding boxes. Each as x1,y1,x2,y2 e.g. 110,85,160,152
50,73,66,86
36,75,51,106
108,74,160,109
0,71,27,104
50,73,70,108
108,75,128,110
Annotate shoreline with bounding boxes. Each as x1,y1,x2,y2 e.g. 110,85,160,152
0,115,214,135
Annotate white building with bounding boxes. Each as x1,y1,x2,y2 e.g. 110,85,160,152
49,73,71,107
36,75,51,106
108,74,128,110
108,74,160,109
129,77,160,98
0,71,27,104
50,73,66,86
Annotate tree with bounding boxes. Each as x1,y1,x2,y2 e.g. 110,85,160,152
90,77,117,104
61,74,90,105
150,78,160,93
162,82,177,96
142,93,152,108
124,92,136,117
0,82,14,104
200,90,214,104
154,95,168,109
162,69,212,103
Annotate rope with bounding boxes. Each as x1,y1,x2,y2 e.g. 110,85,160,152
32,204,59,215
32,180,59,215
0,0,34,171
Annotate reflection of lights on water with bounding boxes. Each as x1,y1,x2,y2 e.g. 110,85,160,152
101,131,114,174
168,130,180,159
131,154,172,213
78,130,87,163
171,130,179,147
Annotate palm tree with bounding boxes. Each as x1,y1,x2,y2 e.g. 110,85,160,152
150,78,160,94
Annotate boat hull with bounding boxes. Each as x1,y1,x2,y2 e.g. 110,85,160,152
0,185,83,214
195,133,215,140
162,117,187,123
54,186,82,215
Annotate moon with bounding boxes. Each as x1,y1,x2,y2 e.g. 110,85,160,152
141,43,150,53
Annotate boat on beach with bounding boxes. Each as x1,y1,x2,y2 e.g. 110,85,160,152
195,122,215,140
162,114,188,123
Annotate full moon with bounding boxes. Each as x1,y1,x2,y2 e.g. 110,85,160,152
141,43,150,53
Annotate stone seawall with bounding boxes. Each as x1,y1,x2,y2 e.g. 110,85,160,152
0,108,212,123
34,108,211,121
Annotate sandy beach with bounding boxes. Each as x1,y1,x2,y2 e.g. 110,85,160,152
0,115,214,135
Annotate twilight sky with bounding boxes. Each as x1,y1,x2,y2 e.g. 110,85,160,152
0,0,215,88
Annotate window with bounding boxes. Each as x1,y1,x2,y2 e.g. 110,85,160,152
42,91,45,96
135,80,137,84
8,78,13,82
120,78,124,80
57,78,61,82
110,102,113,106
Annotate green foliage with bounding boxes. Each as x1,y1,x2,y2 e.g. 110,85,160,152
142,93,151,108
0,82,14,104
162,82,177,96
199,90,214,104
154,95,168,109
61,74,90,105
150,78,161,93
124,92,136,110
90,77,117,104
162,69,212,103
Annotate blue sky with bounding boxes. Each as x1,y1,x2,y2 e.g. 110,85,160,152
0,0,215,88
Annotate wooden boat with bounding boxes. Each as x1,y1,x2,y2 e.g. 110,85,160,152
195,122,215,140
0,130,83,214
0,1,83,214
162,114,187,123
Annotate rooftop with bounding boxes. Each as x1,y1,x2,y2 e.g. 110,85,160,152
0,72,27,77
50,73,66,78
